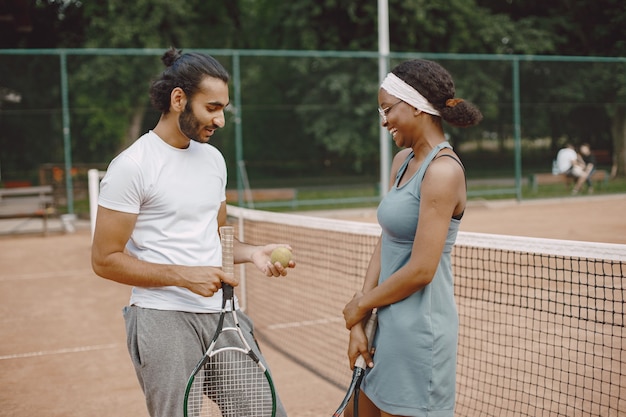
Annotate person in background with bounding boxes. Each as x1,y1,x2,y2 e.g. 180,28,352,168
579,143,596,193
555,142,591,195
342,59,482,417
91,47,294,417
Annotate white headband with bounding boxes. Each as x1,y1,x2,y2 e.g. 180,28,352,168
380,73,440,116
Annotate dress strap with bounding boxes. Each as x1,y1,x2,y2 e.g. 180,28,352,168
394,142,453,187
394,151,415,186
414,141,453,184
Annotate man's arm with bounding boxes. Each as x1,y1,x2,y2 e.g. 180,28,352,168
91,206,233,297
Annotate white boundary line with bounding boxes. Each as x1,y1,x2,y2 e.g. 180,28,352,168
0,343,119,360
0,269,93,282
267,316,343,331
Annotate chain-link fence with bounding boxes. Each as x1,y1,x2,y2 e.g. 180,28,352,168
1,49,625,214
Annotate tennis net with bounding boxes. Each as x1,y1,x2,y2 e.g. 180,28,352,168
227,205,625,417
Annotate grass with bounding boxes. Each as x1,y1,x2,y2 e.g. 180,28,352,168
519,176,626,200
58,176,626,217
226,177,626,214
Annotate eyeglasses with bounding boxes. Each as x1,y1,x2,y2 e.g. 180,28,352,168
377,100,403,123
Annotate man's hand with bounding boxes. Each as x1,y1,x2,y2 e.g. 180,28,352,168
251,244,296,277
180,265,239,297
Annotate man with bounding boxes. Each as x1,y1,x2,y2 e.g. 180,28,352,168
91,47,293,417
555,143,591,194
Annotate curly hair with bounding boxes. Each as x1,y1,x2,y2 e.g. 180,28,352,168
391,60,482,128
149,47,230,114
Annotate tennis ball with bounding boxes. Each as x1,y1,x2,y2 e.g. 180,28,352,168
270,247,292,267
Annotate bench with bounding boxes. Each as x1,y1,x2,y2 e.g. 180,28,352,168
0,185,55,235
225,188,297,207
528,170,609,193
591,149,612,166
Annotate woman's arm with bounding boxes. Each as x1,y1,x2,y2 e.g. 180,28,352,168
344,155,465,328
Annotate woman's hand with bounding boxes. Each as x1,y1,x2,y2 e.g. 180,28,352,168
343,291,367,329
347,321,374,370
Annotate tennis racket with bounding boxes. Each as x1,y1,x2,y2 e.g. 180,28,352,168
184,225,277,417
332,308,378,417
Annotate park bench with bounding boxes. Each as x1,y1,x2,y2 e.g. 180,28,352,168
591,149,612,166
225,188,298,207
0,185,55,235
528,169,609,193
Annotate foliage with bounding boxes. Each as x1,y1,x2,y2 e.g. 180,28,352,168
247,1,378,50
477,0,626,57
1,0,626,185
242,0,552,172
390,1,554,54
477,0,626,175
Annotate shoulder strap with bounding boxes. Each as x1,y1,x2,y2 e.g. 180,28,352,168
435,153,465,172
414,142,453,184
394,151,415,185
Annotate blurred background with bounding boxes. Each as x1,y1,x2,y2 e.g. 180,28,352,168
1,0,625,217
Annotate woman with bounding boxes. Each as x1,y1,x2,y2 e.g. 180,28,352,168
343,59,482,417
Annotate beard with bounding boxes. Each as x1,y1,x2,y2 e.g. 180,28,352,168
179,103,204,143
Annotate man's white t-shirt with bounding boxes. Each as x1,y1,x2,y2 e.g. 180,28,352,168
98,131,235,312
556,147,577,174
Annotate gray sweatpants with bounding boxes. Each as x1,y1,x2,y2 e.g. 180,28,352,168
123,306,287,417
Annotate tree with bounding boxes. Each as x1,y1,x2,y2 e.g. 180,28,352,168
477,0,626,175
4,0,624,185
245,0,556,174
74,0,249,153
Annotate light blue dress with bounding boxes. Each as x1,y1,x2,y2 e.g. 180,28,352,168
361,142,461,417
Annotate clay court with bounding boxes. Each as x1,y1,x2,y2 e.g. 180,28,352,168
0,194,624,417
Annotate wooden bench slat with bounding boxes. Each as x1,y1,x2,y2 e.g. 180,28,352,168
0,185,55,235
591,150,612,166
0,185,53,197
0,209,48,218
528,170,609,193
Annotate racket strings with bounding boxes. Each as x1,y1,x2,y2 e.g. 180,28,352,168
187,349,273,417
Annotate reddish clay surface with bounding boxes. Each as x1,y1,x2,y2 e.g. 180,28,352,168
0,194,623,416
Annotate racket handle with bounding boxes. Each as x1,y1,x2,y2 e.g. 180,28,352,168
222,283,234,299
354,309,377,369
219,226,235,301
219,225,235,277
